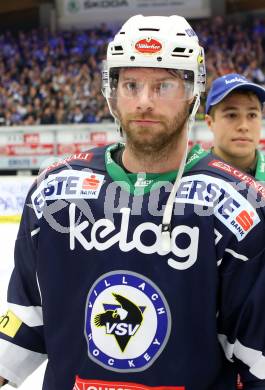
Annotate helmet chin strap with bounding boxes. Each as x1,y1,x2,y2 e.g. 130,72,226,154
104,95,123,137
161,95,200,252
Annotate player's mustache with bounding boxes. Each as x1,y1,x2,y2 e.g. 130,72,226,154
127,114,164,121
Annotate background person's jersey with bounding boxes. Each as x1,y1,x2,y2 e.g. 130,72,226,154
1,144,265,390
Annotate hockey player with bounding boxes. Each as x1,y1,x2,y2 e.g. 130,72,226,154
205,73,265,180
205,74,265,390
1,15,265,390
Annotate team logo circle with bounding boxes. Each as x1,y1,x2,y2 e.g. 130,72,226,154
84,270,171,372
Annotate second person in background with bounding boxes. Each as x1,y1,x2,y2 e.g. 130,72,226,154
205,73,265,180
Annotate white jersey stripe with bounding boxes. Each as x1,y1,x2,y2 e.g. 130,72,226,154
234,339,265,379
218,334,265,379
7,303,43,327
31,227,40,237
0,339,47,386
225,248,248,261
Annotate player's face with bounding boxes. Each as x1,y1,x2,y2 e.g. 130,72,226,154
205,93,262,160
115,67,191,154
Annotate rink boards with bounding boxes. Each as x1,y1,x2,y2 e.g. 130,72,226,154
0,176,45,389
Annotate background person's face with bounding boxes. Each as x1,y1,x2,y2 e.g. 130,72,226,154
115,67,190,154
206,92,262,160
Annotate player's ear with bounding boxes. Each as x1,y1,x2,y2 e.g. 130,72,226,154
205,114,214,131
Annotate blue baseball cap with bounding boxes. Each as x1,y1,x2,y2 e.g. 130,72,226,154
206,73,265,114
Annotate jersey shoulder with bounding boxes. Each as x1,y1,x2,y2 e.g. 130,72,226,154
187,153,265,217
41,145,107,176
26,146,108,202
191,153,264,191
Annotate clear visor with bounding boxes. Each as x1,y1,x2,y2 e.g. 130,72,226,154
103,67,195,104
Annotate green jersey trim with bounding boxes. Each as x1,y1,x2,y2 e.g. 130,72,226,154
255,150,265,182
105,143,208,195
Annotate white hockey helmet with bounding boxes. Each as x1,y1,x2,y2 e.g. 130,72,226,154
102,14,206,111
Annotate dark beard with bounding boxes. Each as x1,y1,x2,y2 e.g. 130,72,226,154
119,105,190,159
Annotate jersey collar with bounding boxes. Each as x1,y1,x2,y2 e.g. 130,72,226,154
105,143,208,195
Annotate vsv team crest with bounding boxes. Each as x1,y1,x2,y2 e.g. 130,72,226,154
84,271,171,372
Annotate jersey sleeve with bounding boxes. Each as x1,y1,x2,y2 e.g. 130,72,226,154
217,217,265,390
0,187,47,386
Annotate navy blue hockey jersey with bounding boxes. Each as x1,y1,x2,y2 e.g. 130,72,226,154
1,143,265,390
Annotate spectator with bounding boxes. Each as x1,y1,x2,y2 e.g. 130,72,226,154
40,105,56,124
0,16,264,125
69,104,85,124
244,59,265,85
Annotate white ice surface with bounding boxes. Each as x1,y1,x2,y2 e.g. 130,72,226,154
0,223,46,389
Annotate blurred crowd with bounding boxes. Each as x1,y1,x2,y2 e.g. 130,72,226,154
195,15,265,119
0,15,264,126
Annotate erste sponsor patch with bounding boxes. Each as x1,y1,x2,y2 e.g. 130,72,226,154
175,174,260,241
32,170,104,218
